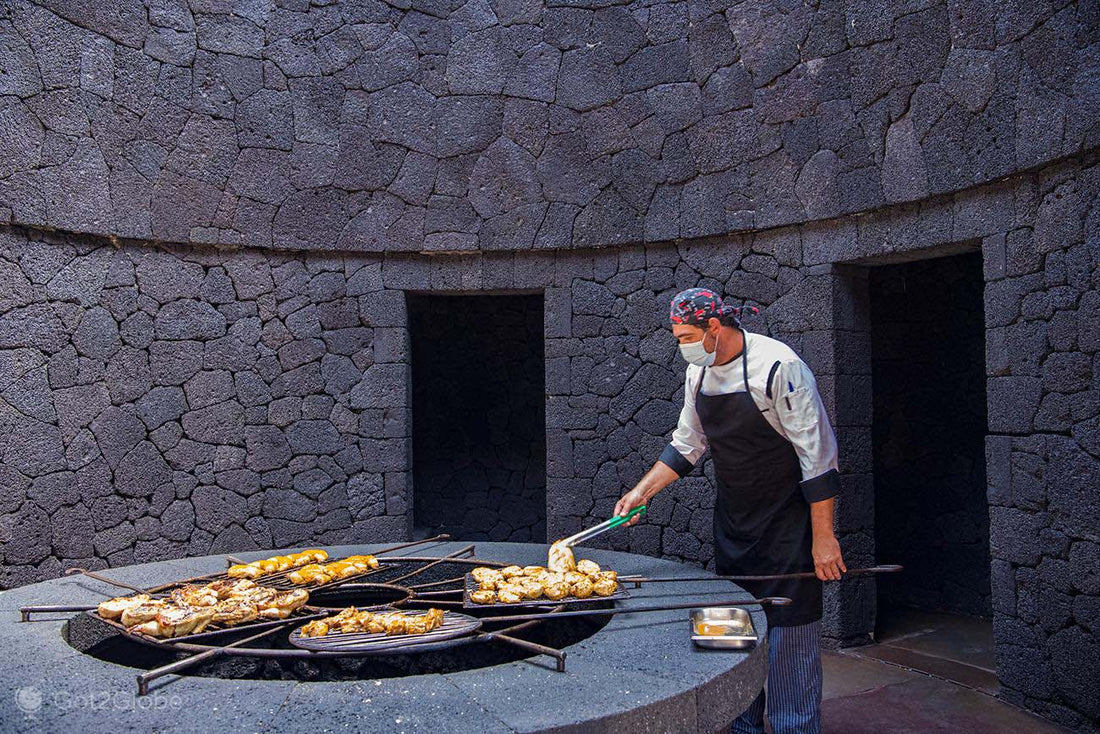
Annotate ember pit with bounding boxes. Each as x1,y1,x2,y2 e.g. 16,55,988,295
2,542,767,733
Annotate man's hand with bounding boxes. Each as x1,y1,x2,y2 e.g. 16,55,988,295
812,533,846,581
614,486,648,526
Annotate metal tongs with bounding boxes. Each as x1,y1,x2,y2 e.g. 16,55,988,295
559,505,647,548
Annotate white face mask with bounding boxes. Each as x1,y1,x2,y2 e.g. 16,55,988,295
679,329,719,367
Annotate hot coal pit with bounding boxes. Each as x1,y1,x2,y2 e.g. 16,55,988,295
64,558,613,681
3,542,769,733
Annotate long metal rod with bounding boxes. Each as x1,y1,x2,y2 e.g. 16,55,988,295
480,632,567,672
136,622,291,696
64,567,152,594
484,596,791,624
20,604,97,621
618,565,903,585
386,545,477,585
402,598,466,607
409,575,470,590
409,588,463,598
373,534,452,556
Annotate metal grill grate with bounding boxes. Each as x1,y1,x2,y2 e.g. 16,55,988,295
88,605,329,645
462,573,630,609
288,611,483,654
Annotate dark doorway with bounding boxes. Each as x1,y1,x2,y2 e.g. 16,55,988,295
407,293,546,542
870,253,991,629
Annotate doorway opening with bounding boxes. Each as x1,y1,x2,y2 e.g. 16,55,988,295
868,252,995,685
407,292,546,542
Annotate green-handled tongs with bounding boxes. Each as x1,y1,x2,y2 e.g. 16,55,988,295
559,505,647,548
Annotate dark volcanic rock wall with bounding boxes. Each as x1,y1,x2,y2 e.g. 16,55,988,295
408,293,546,541
870,253,991,618
0,1,1096,251
0,229,410,588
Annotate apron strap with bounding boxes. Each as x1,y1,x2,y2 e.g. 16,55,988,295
739,328,749,393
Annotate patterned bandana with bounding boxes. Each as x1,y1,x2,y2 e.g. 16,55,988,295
669,287,758,326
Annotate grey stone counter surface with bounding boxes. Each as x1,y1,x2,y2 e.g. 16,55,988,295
0,541,768,733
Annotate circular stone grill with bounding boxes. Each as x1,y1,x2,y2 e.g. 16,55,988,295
4,541,768,733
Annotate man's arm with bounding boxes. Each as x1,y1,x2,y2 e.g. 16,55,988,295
615,368,707,524
614,460,679,525
810,497,846,580
774,359,846,581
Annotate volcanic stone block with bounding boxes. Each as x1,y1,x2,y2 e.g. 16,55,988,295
135,386,187,430
987,376,1041,433
155,299,227,340
181,399,245,445
114,440,172,498
191,484,248,534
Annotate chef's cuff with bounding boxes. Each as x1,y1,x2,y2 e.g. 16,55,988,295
800,468,840,503
658,444,695,478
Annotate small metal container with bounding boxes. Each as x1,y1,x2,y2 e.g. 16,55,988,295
690,607,758,650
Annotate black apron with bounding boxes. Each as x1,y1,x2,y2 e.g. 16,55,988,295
694,330,822,627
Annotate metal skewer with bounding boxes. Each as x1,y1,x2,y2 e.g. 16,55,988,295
136,622,292,695
617,564,903,586
484,596,791,624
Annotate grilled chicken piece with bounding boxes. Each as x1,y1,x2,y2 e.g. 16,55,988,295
207,578,257,599
522,565,546,576
121,601,167,627
226,549,328,580
470,590,497,604
169,584,218,607
384,615,408,635
298,608,445,637
498,585,524,604
519,578,543,600
548,541,576,573
425,608,444,628
159,605,216,636
344,555,379,569
405,616,429,635
212,598,259,625
300,620,330,638
471,567,499,583
258,589,309,620
97,594,153,620
543,580,569,600
130,606,216,638
227,564,262,579
571,578,594,599
500,565,524,579
576,559,601,577
287,565,332,585
592,576,617,597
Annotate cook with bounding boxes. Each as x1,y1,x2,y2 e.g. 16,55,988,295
614,287,845,734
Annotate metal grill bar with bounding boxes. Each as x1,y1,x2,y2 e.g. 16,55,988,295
618,564,903,585
386,545,477,585
137,622,292,696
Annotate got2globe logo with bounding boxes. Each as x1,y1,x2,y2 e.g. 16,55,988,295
15,686,42,715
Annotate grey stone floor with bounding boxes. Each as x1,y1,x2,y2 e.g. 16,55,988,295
820,608,1067,734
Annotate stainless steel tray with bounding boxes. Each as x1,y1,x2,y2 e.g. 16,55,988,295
690,607,758,649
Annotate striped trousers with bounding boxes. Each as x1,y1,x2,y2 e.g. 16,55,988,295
732,620,822,734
